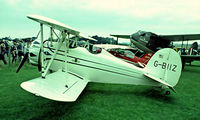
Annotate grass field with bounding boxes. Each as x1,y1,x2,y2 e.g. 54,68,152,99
0,61,200,120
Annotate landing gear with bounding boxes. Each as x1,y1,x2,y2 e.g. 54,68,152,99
165,91,170,95
157,86,171,95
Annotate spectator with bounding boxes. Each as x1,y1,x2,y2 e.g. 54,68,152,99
4,41,9,57
11,42,17,63
17,41,24,61
0,42,7,64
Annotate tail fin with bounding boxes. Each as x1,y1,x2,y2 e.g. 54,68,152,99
144,48,182,89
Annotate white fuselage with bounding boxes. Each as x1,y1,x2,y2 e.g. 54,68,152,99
38,44,160,87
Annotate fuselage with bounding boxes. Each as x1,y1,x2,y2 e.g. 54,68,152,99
29,41,160,87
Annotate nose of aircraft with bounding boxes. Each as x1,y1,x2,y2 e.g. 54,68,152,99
131,30,144,41
131,30,150,41
29,48,41,72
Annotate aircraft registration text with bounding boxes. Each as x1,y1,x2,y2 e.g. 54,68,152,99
154,60,177,72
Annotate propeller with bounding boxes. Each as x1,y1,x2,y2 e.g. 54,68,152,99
38,49,41,71
16,52,29,73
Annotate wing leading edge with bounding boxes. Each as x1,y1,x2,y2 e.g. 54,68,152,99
27,14,96,41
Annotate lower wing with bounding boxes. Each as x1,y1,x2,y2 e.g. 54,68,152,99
21,70,88,102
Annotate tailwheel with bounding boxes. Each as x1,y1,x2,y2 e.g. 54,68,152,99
165,91,170,95
158,86,171,95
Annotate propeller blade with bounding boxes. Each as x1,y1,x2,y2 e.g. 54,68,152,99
38,49,41,71
16,52,29,73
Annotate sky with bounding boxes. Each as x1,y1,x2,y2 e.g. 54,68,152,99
1,0,200,41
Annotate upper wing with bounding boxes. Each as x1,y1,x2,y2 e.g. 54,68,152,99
21,70,88,102
110,34,130,39
27,14,96,41
27,14,79,35
160,34,200,41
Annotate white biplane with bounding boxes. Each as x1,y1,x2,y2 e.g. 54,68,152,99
17,15,182,102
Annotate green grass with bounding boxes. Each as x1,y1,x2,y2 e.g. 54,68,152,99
0,62,200,120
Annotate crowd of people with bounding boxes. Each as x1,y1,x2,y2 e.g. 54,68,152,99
0,41,26,65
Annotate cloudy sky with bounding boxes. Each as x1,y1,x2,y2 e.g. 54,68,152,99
1,0,200,39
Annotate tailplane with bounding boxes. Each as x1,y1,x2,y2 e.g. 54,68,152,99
144,48,182,91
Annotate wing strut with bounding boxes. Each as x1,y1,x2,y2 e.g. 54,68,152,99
63,32,70,72
40,23,45,78
41,27,71,78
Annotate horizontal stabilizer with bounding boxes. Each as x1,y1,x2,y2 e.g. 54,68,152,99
144,73,172,87
21,70,88,102
144,73,175,92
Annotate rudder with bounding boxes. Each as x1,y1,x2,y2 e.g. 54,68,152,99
144,48,182,87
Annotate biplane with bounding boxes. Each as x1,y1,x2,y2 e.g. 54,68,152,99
94,44,153,67
111,31,200,68
17,15,182,102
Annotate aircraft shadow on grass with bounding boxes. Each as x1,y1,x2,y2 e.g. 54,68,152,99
136,88,175,103
28,86,175,120
82,86,175,104
30,100,77,119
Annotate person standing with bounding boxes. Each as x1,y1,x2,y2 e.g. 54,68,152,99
17,41,24,62
4,41,9,57
0,42,7,64
11,42,17,63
